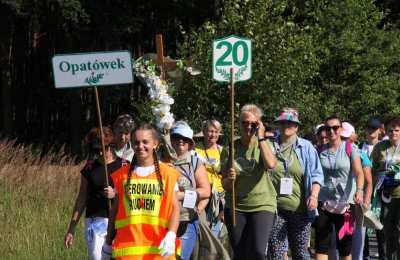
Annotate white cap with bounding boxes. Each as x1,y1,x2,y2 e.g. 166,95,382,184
341,122,355,138
314,124,325,135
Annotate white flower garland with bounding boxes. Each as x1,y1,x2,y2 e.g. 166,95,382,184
134,57,175,130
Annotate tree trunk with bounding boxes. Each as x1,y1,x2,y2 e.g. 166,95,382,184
1,67,13,137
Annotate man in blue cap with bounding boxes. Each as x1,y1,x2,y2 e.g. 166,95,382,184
360,117,385,260
361,117,382,157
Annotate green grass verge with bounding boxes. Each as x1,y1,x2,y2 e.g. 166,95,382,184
0,163,87,259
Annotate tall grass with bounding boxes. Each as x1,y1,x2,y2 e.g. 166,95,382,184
0,139,87,259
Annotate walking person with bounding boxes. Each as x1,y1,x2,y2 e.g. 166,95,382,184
371,117,400,259
267,108,323,260
313,116,364,260
315,124,329,148
64,127,121,260
170,121,211,260
102,123,181,260
195,119,226,237
342,122,373,260
222,104,277,260
360,117,385,260
113,114,135,162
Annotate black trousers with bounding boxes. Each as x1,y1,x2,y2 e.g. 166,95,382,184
224,208,275,260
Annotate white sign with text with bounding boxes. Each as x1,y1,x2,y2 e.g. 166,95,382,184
52,51,133,88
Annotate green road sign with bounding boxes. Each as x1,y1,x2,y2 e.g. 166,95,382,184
213,35,252,82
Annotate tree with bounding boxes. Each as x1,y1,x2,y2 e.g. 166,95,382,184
177,0,400,136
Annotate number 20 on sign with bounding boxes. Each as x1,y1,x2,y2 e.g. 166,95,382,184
213,35,252,82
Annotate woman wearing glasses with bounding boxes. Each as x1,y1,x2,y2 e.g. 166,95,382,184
64,127,121,260
313,116,364,260
370,117,400,259
221,104,277,260
267,108,323,260
170,121,211,260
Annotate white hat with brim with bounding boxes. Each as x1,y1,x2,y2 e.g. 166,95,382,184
170,121,195,145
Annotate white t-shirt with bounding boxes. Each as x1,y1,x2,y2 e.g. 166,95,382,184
134,165,179,191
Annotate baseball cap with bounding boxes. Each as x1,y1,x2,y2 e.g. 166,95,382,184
367,117,382,130
341,122,355,138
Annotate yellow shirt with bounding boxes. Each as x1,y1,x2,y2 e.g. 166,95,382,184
195,144,224,193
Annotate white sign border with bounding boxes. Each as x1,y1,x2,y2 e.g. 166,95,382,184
52,50,134,89
212,35,252,83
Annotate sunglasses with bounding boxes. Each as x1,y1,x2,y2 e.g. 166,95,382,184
171,134,192,143
241,121,257,128
325,125,341,132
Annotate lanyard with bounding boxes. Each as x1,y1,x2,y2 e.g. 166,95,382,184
203,143,221,177
328,147,338,176
385,144,400,170
282,147,294,176
175,156,195,186
275,142,294,177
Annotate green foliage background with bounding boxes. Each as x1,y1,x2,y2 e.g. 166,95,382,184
0,0,399,150
176,0,400,137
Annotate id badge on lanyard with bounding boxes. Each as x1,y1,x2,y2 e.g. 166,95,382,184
385,144,400,170
280,148,294,195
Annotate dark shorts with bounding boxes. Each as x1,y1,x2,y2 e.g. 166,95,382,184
313,203,352,257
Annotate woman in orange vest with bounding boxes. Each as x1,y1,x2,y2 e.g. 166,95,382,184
102,123,181,260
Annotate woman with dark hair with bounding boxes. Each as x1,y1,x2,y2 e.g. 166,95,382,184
102,123,181,260
371,116,400,259
113,114,135,162
314,116,364,260
221,104,277,260
64,127,121,260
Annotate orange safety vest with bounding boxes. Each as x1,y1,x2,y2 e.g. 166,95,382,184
112,162,180,260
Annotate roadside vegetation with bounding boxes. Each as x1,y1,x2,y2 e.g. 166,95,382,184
0,139,87,259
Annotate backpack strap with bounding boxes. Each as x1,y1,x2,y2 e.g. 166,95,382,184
191,153,199,173
345,141,352,159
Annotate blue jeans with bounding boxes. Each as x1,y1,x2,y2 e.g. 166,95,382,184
180,220,198,260
352,223,366,260
211,219,223,238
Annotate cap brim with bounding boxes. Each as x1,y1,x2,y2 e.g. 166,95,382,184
274,118,301,125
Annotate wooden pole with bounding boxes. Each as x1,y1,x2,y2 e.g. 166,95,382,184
94,87,111,209
155,34,165,80
229,67,236,226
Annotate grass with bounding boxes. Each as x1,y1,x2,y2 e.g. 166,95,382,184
0,139,87,259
